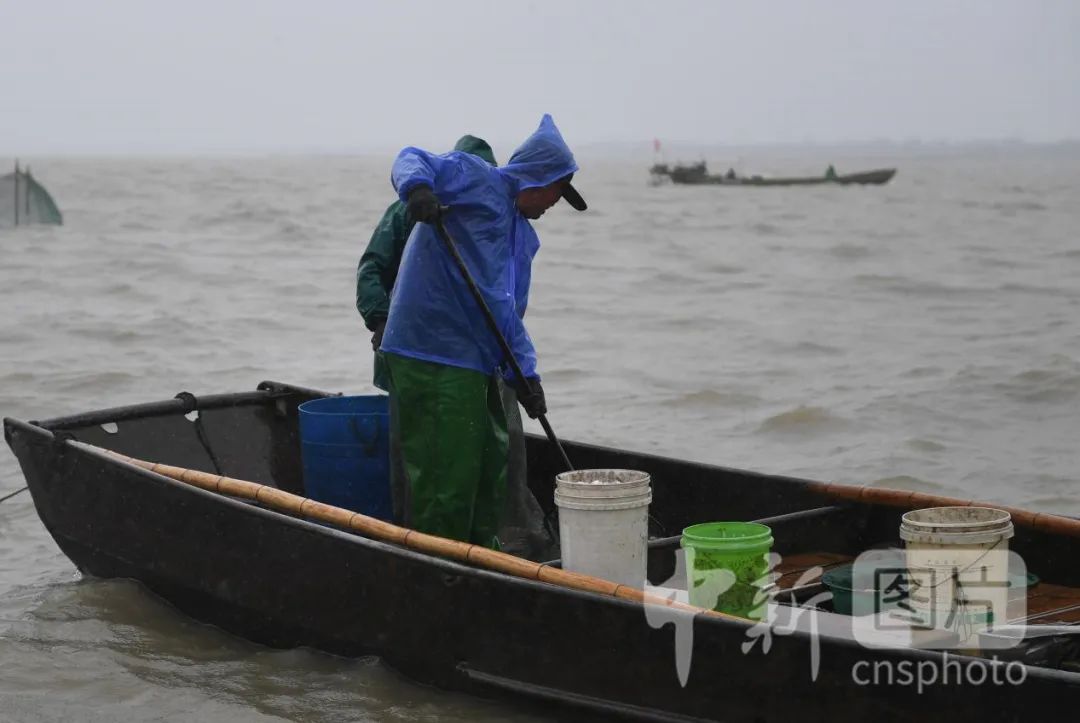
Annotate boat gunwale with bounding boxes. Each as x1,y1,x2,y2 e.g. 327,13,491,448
27,380,835,499
29,380,338,432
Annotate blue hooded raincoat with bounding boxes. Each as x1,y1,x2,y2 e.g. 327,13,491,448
381,115,578,381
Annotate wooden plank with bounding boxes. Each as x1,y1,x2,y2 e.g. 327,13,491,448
1031,607,1080,624
1001,582,1080,623
1016,582,1080,623
775,552,852,590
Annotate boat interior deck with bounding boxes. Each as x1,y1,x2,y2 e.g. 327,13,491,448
634,500,1080,672
641,503,1080,620
771,552,1080,625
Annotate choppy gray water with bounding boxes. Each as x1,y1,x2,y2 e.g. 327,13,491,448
1,148,1079,720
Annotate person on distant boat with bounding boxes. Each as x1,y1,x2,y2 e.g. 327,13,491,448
825,164,837,180
380,114,586,548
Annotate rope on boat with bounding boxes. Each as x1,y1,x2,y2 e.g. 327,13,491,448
174,391,224,476
0,486,28,503
806,480,1080,538
79,443,741,622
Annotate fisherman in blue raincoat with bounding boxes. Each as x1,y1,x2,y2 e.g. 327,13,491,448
356,135,497,392
382,114,586,546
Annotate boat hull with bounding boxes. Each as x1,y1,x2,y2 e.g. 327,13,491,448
667,168,897,186
4,383,1078,721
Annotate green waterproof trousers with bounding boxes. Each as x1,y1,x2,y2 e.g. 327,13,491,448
385,353,507,547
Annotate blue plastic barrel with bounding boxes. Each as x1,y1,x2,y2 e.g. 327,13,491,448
298,395,392,521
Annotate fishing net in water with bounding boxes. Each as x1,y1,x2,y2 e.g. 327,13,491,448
0,166,63,227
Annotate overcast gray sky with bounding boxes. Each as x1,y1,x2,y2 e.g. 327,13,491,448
2,0,1078,153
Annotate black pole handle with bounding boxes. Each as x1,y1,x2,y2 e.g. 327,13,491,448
432,215,574,472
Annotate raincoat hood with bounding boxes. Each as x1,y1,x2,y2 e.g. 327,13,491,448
498,115,578,191
453,135,497,166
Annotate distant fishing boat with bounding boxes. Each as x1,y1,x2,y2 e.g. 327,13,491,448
1,161,63,227
652,161,896,187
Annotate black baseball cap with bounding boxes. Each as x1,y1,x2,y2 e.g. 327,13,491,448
560,174,587,211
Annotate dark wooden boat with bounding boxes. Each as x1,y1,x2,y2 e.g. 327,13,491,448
5,381,1079,721
658,162,896,187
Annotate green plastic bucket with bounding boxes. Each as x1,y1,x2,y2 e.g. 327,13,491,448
681,522,774,619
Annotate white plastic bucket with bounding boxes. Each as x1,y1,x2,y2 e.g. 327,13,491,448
554,469,652,589
899,506,1014,646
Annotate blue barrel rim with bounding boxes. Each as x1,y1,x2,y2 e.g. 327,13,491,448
299,394,389,417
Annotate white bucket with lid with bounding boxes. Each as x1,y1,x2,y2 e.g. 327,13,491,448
554,469,652,589
899,506,1014,646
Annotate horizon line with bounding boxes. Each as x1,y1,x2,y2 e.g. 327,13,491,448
2,137,1079,158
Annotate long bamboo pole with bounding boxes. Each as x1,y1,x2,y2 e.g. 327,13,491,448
83,444,740,621
804,480,1080,538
